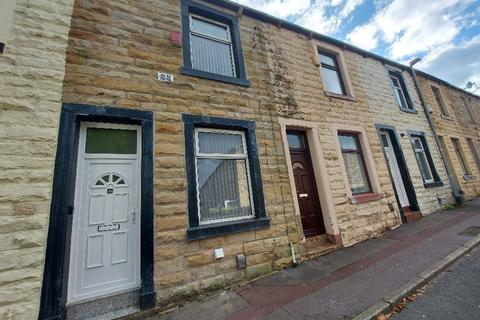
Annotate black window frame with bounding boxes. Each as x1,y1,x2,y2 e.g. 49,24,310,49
180,0,250,87
388,70,415,112
338,132,373,195
318,49,347,96
407,131,443,188
183,114,269,240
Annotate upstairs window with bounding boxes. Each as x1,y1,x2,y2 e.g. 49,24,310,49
190,15,235,78
181,1,249,86
338,133,372,195
318,50,346,95
431,86,449,117
460,97,475,123
389,71,413,111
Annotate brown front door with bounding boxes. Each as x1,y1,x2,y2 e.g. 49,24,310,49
287,130,326,237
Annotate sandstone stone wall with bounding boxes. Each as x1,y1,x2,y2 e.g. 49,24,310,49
257,24,401,246
2,0,475,317
0,0,75,319
353,58,454,215
62,0,297,307
417,75,480,199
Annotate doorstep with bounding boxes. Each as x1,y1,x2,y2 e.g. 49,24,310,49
404,210,422,223
302,234,338,261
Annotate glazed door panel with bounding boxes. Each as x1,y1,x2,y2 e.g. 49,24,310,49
68,123,141,304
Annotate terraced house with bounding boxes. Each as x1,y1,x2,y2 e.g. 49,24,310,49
0,0,479,319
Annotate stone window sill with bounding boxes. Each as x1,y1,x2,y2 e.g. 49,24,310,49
463,174,477,181
440,114,454,121
180,67,251,87
349,192,383,204
399,107,418,114
325,91,357,102
424,181,444,188
187,218,270,240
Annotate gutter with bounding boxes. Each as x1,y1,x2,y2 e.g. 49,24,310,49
409,65,464,205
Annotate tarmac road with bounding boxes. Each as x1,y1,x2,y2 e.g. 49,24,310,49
393,247,480,320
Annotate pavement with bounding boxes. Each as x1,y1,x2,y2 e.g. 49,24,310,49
152,198,480,320
391,246,480,320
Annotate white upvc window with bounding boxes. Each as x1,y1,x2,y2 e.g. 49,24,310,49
189,14,236,77
389,72,411,110
411,137,434,183
194,128,254,224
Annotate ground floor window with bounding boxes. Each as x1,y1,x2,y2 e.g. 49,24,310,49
466,138,480,173
183,114,269,240
408,132,441,185
338,132,372,195
195,128,254,223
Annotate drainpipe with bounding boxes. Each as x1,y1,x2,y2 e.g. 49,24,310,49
408,58,463,205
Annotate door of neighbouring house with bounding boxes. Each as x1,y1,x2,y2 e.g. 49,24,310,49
287,130,326,237
67,122,141,304
380,131,410,208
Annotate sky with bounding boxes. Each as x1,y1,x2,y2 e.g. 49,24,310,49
232,0,480,93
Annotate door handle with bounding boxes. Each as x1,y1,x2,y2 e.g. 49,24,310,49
298,193,308,198
130,210,136,224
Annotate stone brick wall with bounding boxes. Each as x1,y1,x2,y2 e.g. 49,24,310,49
417,76,480,200
1,0,475,317
257,24,401,246
352,57,454,215
0,0,75,319
62,0,296,307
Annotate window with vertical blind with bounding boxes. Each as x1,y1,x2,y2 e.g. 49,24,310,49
181,1,249,86
195,128,253,223
183,114,269,240
190,15,235,78
338,132,372,195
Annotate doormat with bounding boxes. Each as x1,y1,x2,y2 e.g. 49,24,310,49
459,226,480,236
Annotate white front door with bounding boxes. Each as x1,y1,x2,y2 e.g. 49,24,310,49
68,122,141,304
380,132,410,208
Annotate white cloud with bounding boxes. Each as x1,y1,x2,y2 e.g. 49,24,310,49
418,35,480,89
346,0,474,60
233,0,365,35
233,0,479,89
346,22,378,50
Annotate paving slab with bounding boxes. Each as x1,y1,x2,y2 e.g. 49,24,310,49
152,199,480,320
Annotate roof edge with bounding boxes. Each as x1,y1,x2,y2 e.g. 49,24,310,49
201,0,479,99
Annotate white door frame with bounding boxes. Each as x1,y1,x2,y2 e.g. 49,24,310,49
381,131,410,208
67,121,142,304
